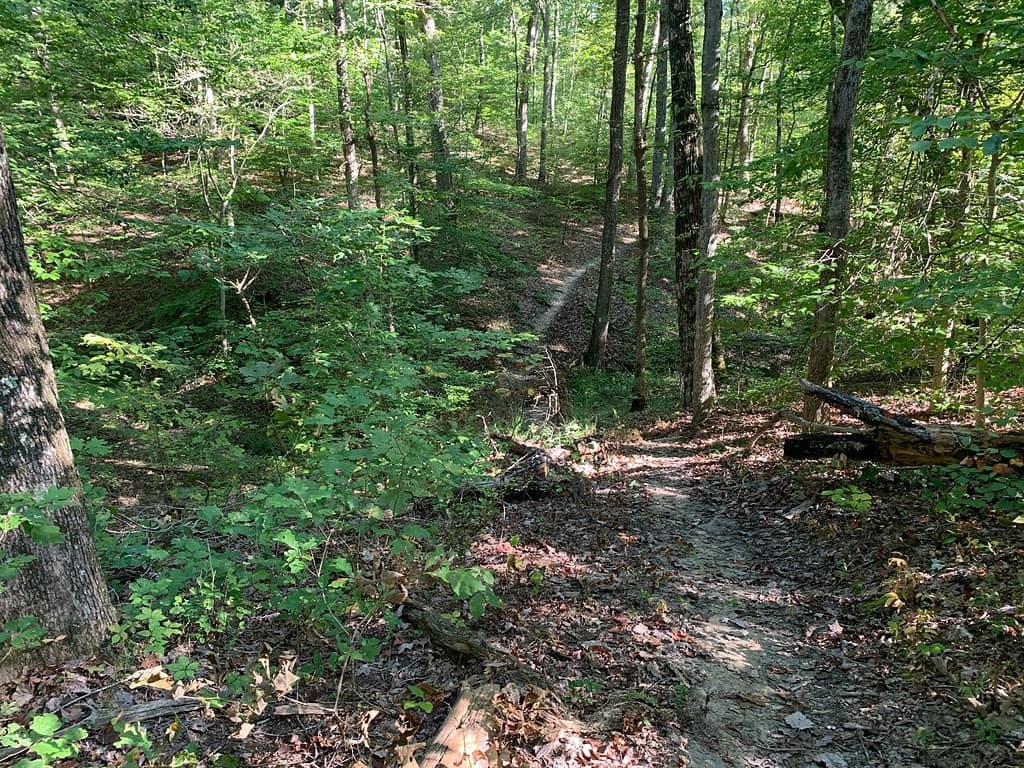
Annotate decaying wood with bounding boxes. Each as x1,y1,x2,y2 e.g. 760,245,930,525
402,599,499,662
418,679,500,768
746,408,862,452
787,380,1024,468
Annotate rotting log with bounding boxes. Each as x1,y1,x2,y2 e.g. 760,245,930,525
785,380,1024,469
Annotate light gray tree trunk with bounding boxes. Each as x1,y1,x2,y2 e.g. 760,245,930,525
0,129,114,683
420,1,453,194
583,0,630,368
333,0,361,208
693,0,722,424
515,0,541,182
648,14,668,215
631,0,653,410
804,0,873,421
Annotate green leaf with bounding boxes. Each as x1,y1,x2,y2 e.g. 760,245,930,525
982,133,1002,156
908,140,933,152
29,713,61,737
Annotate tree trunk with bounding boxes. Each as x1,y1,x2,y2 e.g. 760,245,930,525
583,0,630,368
420,1,453,195
803,0,873,421
631,0,651,410
333,0,361,209
733,14,762,187
538,0,555,184
772,17,795,222
0,129,114,683
692,0,722,424
648,16,668,215
668,0,702,408
515,0,541,183
362,70,384,209
396,20,418,217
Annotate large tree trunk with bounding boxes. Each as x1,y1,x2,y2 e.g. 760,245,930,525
515,0,541,183
692,0,722,424
582,0,630,368
668,0,702,408
803,0,873,421
333,0,361,208
0,129,114,683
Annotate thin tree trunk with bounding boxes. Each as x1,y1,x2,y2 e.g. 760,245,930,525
693,0,722,424
0,129,114,683
362,70,384,209
396,20,418,217
668,0,702,408
773,17,795,222
538,0,554,183
648,15,668,214
420,1,453,194
474,30,486,135
515,0,541,182
803,0,874,421
333,0,361,208
583,0,630,368
631,0,651,410
734,14,763,187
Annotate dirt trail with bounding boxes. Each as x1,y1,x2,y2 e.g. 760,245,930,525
484,215,1013,766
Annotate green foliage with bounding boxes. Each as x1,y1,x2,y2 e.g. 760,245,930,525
918,464,1024,522
0,712,88,768
821,485,873,516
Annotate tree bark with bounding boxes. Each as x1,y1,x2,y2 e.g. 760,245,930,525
361,70,383,209
396,20,419,217
420,1,453,195
648,15,668,215
538,0,555,184
515,0,541,183
631,0,652,410
668,0,702,408
803,0,873,421
333,0,361,208
0,129,114,682
733,13,763,186
583,0,630,368
789,380,1024,469
693,0,722,424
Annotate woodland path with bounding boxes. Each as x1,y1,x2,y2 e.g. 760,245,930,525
475,219,1011,766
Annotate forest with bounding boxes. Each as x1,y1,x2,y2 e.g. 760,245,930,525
0,0,1022,765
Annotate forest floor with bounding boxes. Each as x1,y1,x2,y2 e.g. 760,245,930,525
4,200,1023,768
444,207,1023,767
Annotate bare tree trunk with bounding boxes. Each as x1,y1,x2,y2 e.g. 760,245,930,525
693,0,722,424
333,0,361,208
803,0,873,421
631,0,652,410
733,13,763,187
538,0,554,183
362,70,384,209
668,0,702,408
396,20,418,217
583,0,630,368
773,17,795,222
420,1,453,194
648,14,668,215
515,0,541,182
0,129,114,683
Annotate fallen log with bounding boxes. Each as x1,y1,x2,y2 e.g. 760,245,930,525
785,380,1024,469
